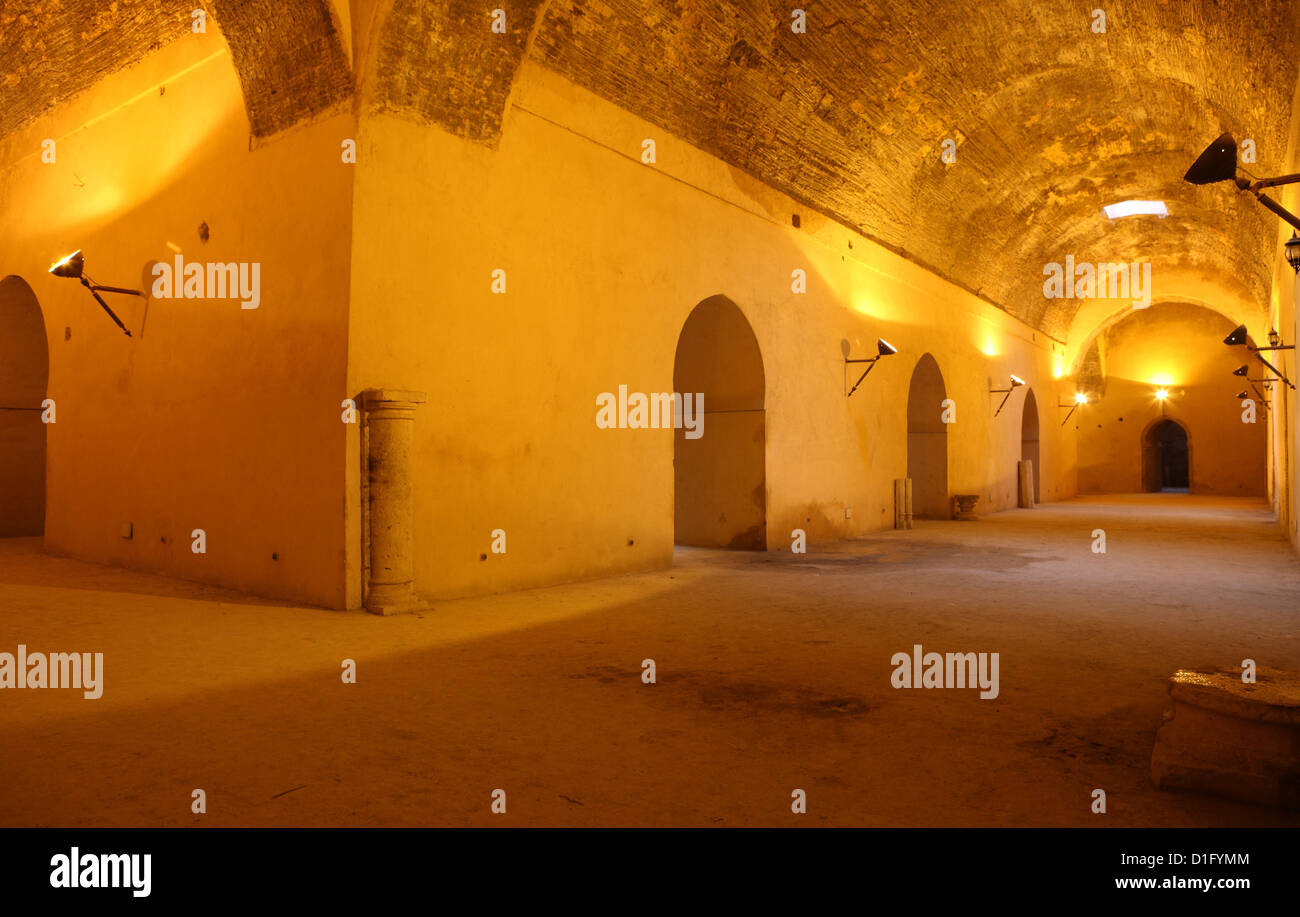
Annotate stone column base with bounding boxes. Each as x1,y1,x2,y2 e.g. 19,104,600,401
365,583,428,616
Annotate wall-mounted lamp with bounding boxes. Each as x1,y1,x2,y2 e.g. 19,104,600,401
1232,363,1276,390
1185,133,1300,234
1235,388,1271,410
1153,387,1174,417
1223,323,1294,389
1286,233,1300,274
1058,391,1087,426
48,250,141,337
989,374,1025,416
843,338,898,396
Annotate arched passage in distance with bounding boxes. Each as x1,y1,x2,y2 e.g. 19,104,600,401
1020,388,1041,505
1143,419,1190,492
0,276,49,536
906,353,949,519
673,295,766,549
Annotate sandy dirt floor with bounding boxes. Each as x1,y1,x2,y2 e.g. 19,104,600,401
1,494,1298,827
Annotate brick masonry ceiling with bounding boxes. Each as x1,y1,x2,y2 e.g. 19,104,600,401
5,1,1298,339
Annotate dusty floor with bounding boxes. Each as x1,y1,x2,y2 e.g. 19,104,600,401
1,494,1298,827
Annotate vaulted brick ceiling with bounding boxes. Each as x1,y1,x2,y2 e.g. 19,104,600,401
4,1,1298,340
0,0,349,140
380,0,1300,340
0,1,191,126
533,1,1300,339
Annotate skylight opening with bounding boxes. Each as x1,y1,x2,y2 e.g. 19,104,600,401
1104,200,1168,220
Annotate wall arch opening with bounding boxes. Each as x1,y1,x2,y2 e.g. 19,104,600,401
1143,418,1190,492
1020,388,1041,505
0,276,49,536
906,353,949,519
673,295,766,549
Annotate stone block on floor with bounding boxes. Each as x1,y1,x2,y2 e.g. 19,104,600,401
952,494,980,520
1151,666,1300,809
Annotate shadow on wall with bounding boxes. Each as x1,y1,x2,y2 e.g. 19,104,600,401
0,276,48,537
673,295,766,549
907,353,949,519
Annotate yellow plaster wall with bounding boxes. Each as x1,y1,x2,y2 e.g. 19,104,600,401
1078,303,1267,495
1274,72,1300,553
0,32,354,607
345,60,1076,604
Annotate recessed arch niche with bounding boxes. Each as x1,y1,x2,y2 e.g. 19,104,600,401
1020,388,1041,505
906,353,949,520
1143,418,1191,492
0,276,49,536
673,295,766,549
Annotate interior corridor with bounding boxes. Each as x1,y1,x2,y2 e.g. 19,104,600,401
2,495,1297,828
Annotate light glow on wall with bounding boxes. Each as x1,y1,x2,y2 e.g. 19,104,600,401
846,287,918,326
36,48,238,238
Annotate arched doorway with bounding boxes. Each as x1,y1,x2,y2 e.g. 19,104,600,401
673,296,766,549
1143,419,1190,492
1020,388,1041,506
0,276,49,536
906,353,949,519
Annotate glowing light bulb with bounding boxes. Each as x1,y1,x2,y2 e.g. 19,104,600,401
1155,389,1168,401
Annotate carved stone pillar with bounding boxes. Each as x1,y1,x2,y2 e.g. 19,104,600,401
1018,459,1036,509
893,478,913,530
361,389,426,615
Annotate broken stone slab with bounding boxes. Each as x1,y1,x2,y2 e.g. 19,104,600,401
1151,666,1300,809
952,494,980,520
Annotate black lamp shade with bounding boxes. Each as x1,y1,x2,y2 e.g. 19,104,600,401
49,250,85,279
1009,374,1025,387
1223,324,1248,346
877,338,897,356
1184,133,1238,185
1232,365,1250,377
1286,233,1300,274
